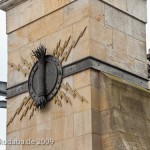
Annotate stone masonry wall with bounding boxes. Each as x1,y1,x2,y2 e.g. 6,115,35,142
7,0,148,89
4,0,149,149
98,72,150,149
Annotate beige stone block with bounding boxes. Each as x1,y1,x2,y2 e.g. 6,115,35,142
74,110,92,137
49,141,65,150
113,29,127,54
47,139,74,150
74,134,92,150
28,0,45,23
7,94,22,114
91,86,100,111
119,86,145,115
91,110,101,135
72,17,89,44
64,139,75,150
126,0,147,22
6,0,44,33
63,0,89,27
63,39,90,66
99,72,113,88
45,121,51,131
8,26,29,52
89,40,108,62
63,18,90,65
101,132,150,150
46,114,74,141
146,120,150,137
64,85,91,116
100,109,125,135
28,9,63,42
133,19,146,42
112,0,126,12
89,0,104,23
51,118,65,142
6,9,20,33
102,0,147,22
37,123,46,132
142,96,150,121
8,50,24,87
6,0,77,33
45,96,70,120
106,49,135,73
28,110,37,128
44,25,73,56
73,70,91,89
36,105,52,125
7,131,22,150
43,0,71,15
127,35,147,62
20,126,46,150
90,18,113,47
65,115,74,139
8,43,37,86
90,70,100,88
105,5,132,36
99,84,120,111
123,113,148,137
45,129,52,142
50,106,66,121
101,132,124,150
7,93,30,134
92,134,101,150
134,59,147,78
62,76,74,91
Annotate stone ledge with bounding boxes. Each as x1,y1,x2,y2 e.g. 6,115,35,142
0,0,26,11
0,81,7,96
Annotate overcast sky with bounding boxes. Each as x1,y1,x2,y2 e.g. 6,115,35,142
0,10,7,150
0,2,150,150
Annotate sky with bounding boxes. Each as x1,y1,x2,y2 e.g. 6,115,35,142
0,10,7,150
0,2,150,150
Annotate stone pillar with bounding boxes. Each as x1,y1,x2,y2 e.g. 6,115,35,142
0,0,149,149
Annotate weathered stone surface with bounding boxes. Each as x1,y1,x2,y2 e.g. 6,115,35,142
5,0,149,150
74,110,92,137
100,109,125,135
28,9,64,43
89,0,104,23
99,84,120,111
105,5,133,36
7,0,148,84
7,130,22,150
126,0,147,22
127,35,147,62
101,132,150,150
63,0,89,27
102,0,147,22
6,0,77,33
113,29,127,55
133,19,146,42
90,18,113,47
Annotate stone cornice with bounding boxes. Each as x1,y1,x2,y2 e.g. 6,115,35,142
0,0,26,11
